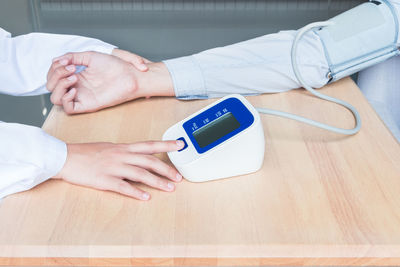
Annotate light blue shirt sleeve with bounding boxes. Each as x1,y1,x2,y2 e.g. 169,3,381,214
357,56,400,141
163,30,330,100
357,0,400,142
164,0,400,101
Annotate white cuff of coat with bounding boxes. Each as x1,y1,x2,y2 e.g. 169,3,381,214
10,133,67,196
163,56,208,99
42,133,67,182
0,125,67,200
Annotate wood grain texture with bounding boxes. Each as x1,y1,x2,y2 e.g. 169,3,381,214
0,78,399,266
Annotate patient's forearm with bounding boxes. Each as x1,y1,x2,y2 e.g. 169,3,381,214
162,30,329,100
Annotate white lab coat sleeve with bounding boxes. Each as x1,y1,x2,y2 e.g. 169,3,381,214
0,122,67,200
163,30,330,99
0,27,116,96
0,29,115,200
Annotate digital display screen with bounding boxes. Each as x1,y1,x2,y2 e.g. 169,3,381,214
193,112,240,148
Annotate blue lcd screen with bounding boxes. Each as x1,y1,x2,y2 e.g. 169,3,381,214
193,112,240,148
183,97,254,154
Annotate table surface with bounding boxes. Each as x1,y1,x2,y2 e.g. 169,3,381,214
1,78,400,267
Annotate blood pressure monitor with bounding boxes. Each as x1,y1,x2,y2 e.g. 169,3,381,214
163,94,265,182
163,0,390,182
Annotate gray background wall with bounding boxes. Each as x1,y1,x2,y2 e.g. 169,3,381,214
0,0,365,127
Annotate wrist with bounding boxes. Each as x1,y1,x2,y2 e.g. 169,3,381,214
53,143,78,180
135,62,175,98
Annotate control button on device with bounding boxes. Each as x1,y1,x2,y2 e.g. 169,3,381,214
177,137,188,152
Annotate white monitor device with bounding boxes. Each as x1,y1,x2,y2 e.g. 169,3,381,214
163,94,265,182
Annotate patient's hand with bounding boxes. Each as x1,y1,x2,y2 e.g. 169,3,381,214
54,140,184,200
47,49,145,113
47,49,174,114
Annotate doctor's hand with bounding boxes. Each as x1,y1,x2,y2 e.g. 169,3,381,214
53,140,184,200
47,50,174,114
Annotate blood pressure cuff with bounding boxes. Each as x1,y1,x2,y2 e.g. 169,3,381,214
315,0,399,82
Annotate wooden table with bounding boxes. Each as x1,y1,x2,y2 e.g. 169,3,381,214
1,78,400,266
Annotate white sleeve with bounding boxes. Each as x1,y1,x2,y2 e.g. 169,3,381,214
0,29,115,200
0,122,67,200
163,30,329,99
0,27,116,96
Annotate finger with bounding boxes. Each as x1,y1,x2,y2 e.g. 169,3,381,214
142,57,153,64
50,75,77,105
52,53,72,63
62,88,96,115
104,177,151,200
112,49,149,71
55,51,94,67
131,56,152,71
127,54,148,71
62,88,89,114
118,165,176,192
128,140,185,154
62,88,79,114
124,154,182,182
47,64,76,92
47,59,69,81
